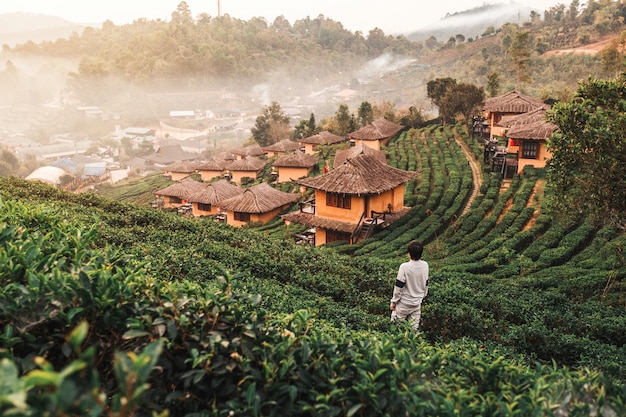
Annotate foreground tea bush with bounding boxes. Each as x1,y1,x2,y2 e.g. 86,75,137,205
1,183,626,416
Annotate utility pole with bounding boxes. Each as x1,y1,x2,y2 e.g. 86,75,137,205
217,0,221,17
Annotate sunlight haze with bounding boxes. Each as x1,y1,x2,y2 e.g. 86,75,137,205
2,0,569,34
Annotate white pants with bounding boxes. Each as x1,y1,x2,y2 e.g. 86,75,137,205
391,302,422,331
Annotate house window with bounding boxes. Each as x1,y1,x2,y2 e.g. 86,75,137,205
198,203,211,212
170,196,182,204
521,141,539,159
326,229,351,243
326,192,351,209
234,212,251,222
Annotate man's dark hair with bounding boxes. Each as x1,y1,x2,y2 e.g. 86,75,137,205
407,240,423,260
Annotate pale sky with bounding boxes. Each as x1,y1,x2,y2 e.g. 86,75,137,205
1,0,569,34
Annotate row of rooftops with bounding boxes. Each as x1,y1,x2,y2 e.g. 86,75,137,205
484,90,557,141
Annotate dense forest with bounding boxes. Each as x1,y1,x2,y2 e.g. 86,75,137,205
1,1,626,416
2,1,626,113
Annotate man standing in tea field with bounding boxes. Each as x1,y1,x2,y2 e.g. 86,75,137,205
390,240,429,331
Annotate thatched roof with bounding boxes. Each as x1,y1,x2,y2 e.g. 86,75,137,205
504,108,557,140
281,212,356,233
231,144,265,158
300,153,416,195
187,179,243,204
161,160,200,173
497,106,551,128
196,158,227,171
154,177,206,199
333,143,386,168
213,150,235,161
273,150,319,168
226,156,267,172
263,139,300,153
144,145,199,165
299,131,346,146
349,118,405,141
484,90,545,114
218,182,299,213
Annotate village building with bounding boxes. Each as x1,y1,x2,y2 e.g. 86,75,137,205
161,160,200,181
196,158,228,181
483,90,545,139
186,179,244,218
348,118,406,150
299,131,346,155
231,144,265,160
282,153,417,246
25,166,69,186
499,107,556,174
263,139,300,157
218,182,299,227
154,177,208,211
272,150,319,183
225,156,267,185
143,144,199,167
333,142,387,169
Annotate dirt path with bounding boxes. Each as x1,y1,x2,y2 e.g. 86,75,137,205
455,135,483,217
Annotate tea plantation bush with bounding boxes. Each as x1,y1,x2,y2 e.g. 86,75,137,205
1,120,626,416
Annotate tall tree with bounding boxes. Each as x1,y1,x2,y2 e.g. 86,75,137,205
486,71,501,97
450,83,485,125
509,30,532,85
546,74,626,230
427,77,457,126
251,102,290,147
332,104,356,136
357,101,374,127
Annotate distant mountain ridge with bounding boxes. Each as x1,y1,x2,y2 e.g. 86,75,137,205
0,12,87,47
407,2,534,41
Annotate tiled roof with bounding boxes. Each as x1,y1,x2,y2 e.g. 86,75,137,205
231,144,265,157
499,107,557,140
300,153,416,195
161,160,200,173
144,145,199,165
281,211,356,233
154,177,207,199
218,182,299,213
196,158,227,171
262,139,300,152
333,143,387,168
273,150,319,168
349,118,405,140
226,156,267,172
187,179,243,204
299,131,346,145
484,90,545,114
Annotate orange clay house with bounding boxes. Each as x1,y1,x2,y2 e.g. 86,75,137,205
272,150,319,183
348,118,405,150
224,156,267,185
186,179,244,217
161,160,200,181
218,182,299,227
195,158,228,181
281,153,417,246
483,90,546,139
299,131,346,155
154,176,207,210
262,139,300,158
499,107,556,174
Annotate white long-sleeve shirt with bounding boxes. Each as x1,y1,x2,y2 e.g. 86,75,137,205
390,259,429,307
